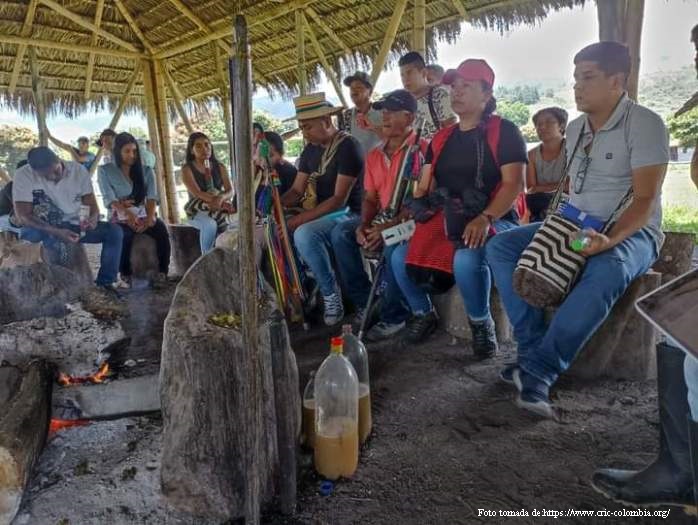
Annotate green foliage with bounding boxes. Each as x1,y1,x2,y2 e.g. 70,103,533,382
497,100,530,127
285,137,303,158
495,84,541,105
0,125,38,173
667,107,698,147
662,205,698,242
638,66,697,119
519,123,539,143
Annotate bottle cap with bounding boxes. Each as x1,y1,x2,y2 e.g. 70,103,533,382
570,239,584,252
330,336,343,353
341,324,352,335
319,480,334,496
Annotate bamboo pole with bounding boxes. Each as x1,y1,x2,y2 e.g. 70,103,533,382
304,7,352,58
153,59,179,223
451,0,467,19
166,0,230,55
38,0,139,52
624,0,645,101
0,34,144,59
597,0,625,42
28,47,48,147
231,14,262,524
113,0,155,54
162,62,194,134
370,0,408,86
303,13,348,107
413,0,426,58
295,9,307,95
84,0,106,99
213,43,234,162
9,0,38,93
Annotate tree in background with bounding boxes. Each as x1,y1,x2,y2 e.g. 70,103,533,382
496,84,541,105
519,123,539,144
667,107,698,147
497,100,530,127
0,125,38,173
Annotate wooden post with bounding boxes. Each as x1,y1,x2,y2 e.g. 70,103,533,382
214,43,234,166
413,0,427,58
153,58,179,223
231,15,261,524
597,0,625,41
370,0,409,86
28,46,47,147
162,62,194,134
295,9,307,95
302,13,348,108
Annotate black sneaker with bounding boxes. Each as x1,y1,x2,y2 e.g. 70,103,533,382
469,317,498,360
403,311,438,344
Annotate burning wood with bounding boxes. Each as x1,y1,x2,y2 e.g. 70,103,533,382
56,362,111,387
48,419,90,435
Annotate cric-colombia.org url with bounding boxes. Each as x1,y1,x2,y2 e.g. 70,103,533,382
477,508,672,519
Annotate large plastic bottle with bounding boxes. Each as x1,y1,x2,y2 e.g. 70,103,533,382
342,325,372,444
302,370,316,448
314,336,359,480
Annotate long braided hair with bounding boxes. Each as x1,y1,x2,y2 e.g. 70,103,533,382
473,82,497,190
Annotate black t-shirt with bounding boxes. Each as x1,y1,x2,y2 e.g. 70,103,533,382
274,160,297,196
425,119,527,197
297,134,364,213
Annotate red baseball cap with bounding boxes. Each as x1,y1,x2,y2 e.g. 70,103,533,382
442,59,495,87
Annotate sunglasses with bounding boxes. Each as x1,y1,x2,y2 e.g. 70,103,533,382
573,153,591,194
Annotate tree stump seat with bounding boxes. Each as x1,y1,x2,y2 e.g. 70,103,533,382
168,224,201,277
130,233,159,280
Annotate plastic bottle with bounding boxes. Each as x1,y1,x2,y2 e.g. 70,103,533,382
341,325,372,444
314,336,359,480
302,370,316,449
570,228,594,252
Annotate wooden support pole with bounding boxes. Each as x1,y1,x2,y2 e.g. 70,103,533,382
162,63,194,134
370,0,409,86
413,0,427,58
451,0,468,19
231,15,262,524
302,13,348,108
153,59,179,223
214,43,234,164
295,9,307,95
113,0,154,54
597,0,625,41
8,0,38,93
84,0,106,99
624,0,644,102
28,47,48,147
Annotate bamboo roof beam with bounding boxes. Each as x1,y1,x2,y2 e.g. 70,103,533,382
37,0,139,53
295,9,307,95
84,0,106,99
166,0,230,56
162,61,193,134
29,46,48,147
451,0,468,19
302,12,348,108
212,43,233,155
113,0,155,54
304,7,352,59
8,0,38,94
370,0,408,86
0,34,145,59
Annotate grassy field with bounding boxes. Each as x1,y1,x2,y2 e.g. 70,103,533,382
662,163,698,239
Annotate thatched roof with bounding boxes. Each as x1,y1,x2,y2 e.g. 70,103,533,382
0,0,584,118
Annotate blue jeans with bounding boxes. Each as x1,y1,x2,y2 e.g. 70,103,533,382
330,217,410,324
391,219,517,318
486,223,658,386
685,353,698,421
20,221,123,286
293,212,357,297
188,212,218,254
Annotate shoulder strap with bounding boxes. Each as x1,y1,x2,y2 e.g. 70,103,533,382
485,115,502,168
548,124,585,213
317,131,349,178
427,87,440,131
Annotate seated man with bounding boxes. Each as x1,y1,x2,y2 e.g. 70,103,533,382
486,42,669,418
264,131,297,195
282,93,364,326
13,147,123,289
332,89,426,341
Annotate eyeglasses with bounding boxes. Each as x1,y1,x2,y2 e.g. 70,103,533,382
573,154,591,194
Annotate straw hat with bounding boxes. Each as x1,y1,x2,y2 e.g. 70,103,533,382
287,92,344,121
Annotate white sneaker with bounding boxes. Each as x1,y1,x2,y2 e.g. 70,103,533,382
323,292,344,326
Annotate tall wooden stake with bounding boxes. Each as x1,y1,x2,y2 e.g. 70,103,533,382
295,9,307,95
142,60,170,220
28,46,48,147
370,0,408,86
231,15,261,525
413,0,427,58
153,58,179,223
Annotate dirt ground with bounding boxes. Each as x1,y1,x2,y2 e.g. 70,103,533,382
14,247,698,524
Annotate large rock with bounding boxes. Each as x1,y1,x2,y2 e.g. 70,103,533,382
0,306,127,376
653,231,695,284
160,247,300,521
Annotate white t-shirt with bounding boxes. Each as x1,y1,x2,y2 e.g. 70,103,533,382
13,161,94,225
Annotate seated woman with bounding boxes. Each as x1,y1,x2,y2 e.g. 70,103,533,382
181,132,234,253
525,107,567,222
98,132,170,286
391,59,527,359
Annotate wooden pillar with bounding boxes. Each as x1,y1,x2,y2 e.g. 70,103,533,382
413,0,427,58
295,9,307,95
153,58,179,223
231,15,262,524
596,0,645,101
162,63,193,134
28,46,47,147
370,0,408,86
214,43,234,167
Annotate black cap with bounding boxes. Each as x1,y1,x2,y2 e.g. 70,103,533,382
372,89,418,113
27,147,59,171
343,71,372,89
96,128,116,147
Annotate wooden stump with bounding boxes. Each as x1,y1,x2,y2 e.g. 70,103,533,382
0,361,52,525
160,247,300,521
568,270,662,380
42,242,93,284
130,234,159,280
432,287,512,345
168,224,201,277
653,231,696,283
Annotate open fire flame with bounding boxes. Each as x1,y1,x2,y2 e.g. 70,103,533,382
49,418,90,435
57,362,111,387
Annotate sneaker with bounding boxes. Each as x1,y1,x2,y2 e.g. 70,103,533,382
499,363,518,386
470,317,498,360
365,321,406,342
403,311,438,344
514,370,554,419
322,292,344,326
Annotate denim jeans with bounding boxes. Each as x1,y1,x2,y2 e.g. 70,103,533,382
20,221,123,286
486,223,658,386
685,353,698,421
188,211,219,254
293,211,356,297
391,219,517,318
330,217,410,324
117,219,171,276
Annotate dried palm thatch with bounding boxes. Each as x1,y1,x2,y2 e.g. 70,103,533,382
0,0,585,118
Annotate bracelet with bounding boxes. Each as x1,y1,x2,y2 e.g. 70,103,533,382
481,213,494,224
